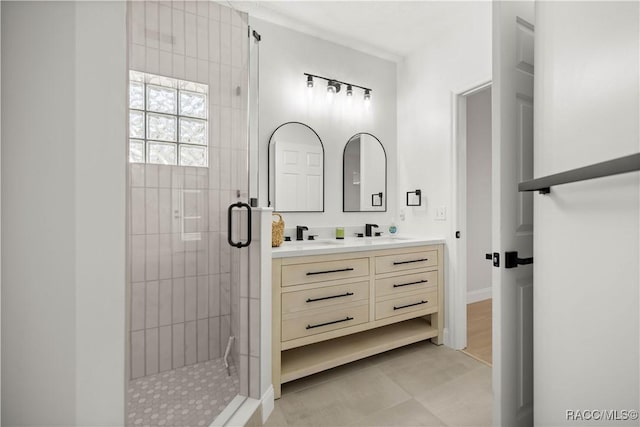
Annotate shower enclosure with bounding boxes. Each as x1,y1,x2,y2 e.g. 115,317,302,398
125,2,259,425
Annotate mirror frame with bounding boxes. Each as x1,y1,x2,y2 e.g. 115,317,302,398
267,121,325,212
342,132,387,212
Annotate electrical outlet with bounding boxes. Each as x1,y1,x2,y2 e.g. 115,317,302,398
435,206,447,220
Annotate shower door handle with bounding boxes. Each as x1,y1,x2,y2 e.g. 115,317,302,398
227,202,252,248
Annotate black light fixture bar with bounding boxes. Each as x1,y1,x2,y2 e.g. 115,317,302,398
304,73,372,93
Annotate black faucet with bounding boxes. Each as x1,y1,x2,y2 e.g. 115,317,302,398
365,224,379,237
296,225,308,241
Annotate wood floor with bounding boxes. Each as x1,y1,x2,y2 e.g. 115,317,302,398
265,341,492,426
463,299,492,365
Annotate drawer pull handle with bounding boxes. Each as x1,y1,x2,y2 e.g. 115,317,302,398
306,316,354,329
306,292,354,303
393,300,428,310
393,279,428,288
393,258,428,265
306,267,354,276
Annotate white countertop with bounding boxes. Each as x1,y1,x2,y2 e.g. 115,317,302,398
271,235,445,258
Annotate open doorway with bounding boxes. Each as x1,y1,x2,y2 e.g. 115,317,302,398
462,86,492,365
453,83,492,366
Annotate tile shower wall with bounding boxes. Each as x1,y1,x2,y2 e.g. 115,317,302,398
129,164,225,379
128,1,249,380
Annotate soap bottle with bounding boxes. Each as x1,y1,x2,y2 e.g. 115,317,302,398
389,219,398,235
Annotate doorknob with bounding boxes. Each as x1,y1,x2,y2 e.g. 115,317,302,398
505,251,533,268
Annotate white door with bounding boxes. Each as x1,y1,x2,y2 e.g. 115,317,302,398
275,140,323,211
492,1,535,426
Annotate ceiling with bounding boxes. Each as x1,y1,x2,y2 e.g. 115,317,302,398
228,1,490,62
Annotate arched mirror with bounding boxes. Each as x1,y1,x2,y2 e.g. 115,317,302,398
268,122,324,212
343,133,387,212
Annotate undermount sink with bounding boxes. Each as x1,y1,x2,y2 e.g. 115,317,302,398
361,236,413,243
285,239,338,247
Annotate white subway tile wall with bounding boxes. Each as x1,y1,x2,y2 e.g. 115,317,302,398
127,1,254,391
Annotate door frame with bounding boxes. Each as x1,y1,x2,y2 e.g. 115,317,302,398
449,79,492,351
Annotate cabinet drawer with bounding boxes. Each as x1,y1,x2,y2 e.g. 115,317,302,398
282,303,369,341
375,250,437,274
375,270,437,298
282,281,369,315
375,290,438,320
282,258,369,287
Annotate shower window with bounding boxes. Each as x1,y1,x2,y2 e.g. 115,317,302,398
128,70,209,167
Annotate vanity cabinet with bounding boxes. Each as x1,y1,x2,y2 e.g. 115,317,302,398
272,244,444,398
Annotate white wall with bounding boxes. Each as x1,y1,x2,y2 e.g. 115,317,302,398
75,2,126,424
397,2,491,236
396,2,491,342
534,2,639,425
2,1,126,425
250,17,397,231
2,3,77,423
465,88,492,300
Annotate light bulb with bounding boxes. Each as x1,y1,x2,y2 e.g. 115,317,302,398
346,85,353,96
326,85,335,101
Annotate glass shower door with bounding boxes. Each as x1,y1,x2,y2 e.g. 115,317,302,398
126,2,252,426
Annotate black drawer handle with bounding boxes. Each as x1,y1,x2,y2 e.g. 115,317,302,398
306,267,354,276
306,316,354,329
393,258,428,265
393,279,428,288
393,300,428,310
306,292,354,303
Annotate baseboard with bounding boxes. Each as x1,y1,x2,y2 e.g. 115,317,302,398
442,327,451,347
467,287,492,304
261,385,275,424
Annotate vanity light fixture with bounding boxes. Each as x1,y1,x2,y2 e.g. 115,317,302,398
304,73,372,102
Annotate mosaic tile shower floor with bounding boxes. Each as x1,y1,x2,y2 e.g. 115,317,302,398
127,358,239,426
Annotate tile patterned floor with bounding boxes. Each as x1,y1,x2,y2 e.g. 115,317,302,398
266,341,492,427
127,358,239,427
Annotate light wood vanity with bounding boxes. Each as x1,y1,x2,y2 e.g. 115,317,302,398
271,239,444,398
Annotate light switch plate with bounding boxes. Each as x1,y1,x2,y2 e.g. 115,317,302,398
435,206,446,220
